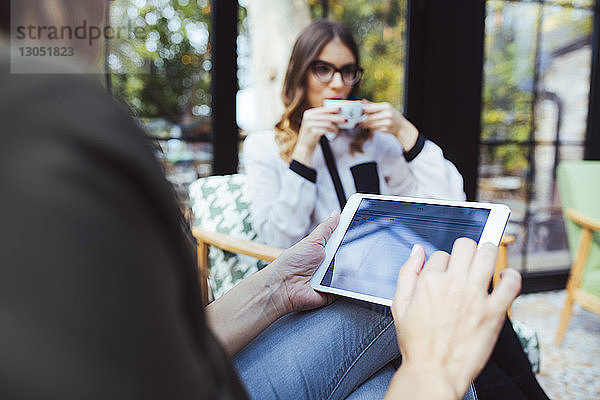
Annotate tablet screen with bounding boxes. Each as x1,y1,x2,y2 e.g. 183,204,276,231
319,198,491,301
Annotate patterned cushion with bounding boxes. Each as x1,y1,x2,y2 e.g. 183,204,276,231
189,174,267,299
512,319,541,373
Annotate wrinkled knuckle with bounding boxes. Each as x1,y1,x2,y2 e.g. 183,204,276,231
313,231,328,247
315,248,326,262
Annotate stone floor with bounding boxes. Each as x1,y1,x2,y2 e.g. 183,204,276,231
511,290,600,399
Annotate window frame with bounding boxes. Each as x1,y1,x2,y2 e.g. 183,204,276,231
404,0,600,292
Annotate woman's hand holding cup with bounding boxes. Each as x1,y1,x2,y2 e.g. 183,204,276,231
323,99,365,129
359,100,419,152
292,106,346,166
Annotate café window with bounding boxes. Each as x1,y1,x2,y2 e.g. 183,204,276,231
107,0,213,199
479,0,596,273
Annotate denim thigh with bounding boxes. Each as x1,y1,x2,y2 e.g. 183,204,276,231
234,298,399,400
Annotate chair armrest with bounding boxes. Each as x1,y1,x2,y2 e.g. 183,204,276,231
192,228,284,262
565,209,600,232
495,234,516,318
494,234,515,286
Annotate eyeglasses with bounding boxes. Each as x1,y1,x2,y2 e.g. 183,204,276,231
309,60,363,86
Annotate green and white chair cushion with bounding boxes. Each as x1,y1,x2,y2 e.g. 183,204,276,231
512,319,540,374
189,174,267,299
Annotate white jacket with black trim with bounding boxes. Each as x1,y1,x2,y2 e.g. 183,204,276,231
242,130,466,249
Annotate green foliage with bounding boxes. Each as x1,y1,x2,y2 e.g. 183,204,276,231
481,1,593,175
308,0,406,108
109,0,212,122
482,3,533,175
110,0,407,123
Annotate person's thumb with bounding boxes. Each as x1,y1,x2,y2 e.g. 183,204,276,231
306,210,340,248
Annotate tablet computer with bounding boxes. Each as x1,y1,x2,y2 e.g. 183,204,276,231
310,194,511,306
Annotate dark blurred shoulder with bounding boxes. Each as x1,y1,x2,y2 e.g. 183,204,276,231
0,45,166,183
0,45,181,234
1,47,138,132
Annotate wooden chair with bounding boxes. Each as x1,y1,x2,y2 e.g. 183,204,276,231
193,228,283,306
492,235,516,318
493,234,515,287
189,174,284,305
554,208,600,344
554,161,600,345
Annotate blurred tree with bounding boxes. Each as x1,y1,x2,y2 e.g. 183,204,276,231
108,0,213,131
109,0,406,132
481,5,532,173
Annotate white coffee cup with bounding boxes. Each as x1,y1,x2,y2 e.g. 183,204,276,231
323,99,366,130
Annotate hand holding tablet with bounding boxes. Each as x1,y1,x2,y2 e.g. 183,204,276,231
310,193,511,306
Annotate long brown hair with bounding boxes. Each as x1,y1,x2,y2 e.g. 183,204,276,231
275,19,370,162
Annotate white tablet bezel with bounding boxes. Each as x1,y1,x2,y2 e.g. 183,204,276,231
309,193,511,306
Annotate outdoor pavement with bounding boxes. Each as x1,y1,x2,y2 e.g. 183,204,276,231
511,290,600,399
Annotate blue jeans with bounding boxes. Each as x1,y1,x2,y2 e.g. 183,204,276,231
234,298,476,400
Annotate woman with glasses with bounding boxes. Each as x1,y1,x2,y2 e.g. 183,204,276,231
239,18,463,396
244,19,465,250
